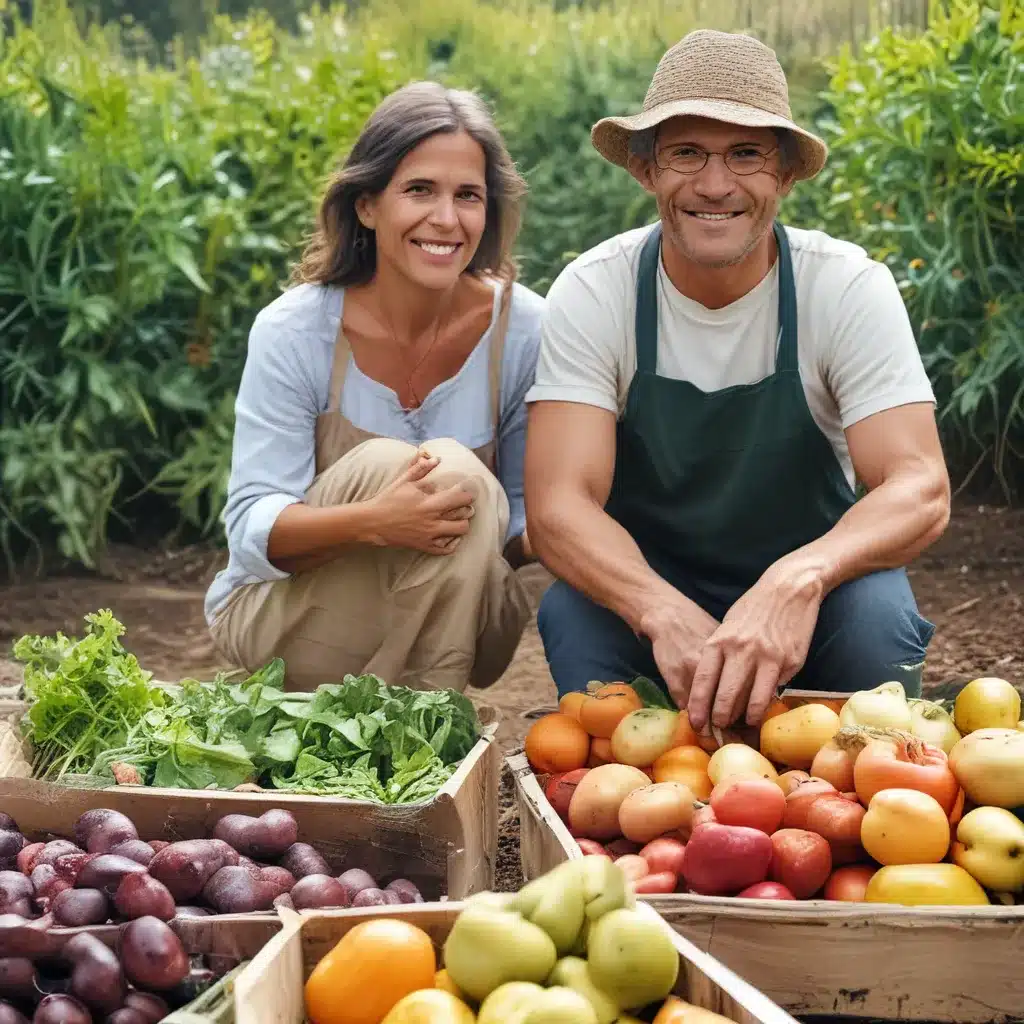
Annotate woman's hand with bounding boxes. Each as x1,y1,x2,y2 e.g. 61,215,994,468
365,450,476,554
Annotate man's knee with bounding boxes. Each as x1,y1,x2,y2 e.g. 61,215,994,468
802,568,934,695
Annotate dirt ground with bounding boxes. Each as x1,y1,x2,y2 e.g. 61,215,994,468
1,500,1021,892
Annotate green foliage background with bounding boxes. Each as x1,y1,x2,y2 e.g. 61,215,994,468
0,0,1020,570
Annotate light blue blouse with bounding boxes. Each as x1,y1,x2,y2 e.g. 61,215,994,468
204,280,545,625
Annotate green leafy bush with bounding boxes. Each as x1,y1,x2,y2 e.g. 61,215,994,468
783,0,1023,496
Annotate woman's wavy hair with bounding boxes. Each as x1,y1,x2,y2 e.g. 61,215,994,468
292,81,526,287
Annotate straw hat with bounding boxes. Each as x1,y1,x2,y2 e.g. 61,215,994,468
591,30,828,181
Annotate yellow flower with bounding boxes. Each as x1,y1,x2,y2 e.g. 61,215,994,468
909,258,926,270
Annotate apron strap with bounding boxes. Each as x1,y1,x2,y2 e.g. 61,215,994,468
635,223,663,375
327,302,352,413
487,274,515,475
635,221,798,376
772,222,799,373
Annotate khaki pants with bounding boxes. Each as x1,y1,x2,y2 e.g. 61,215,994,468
210,437,532,693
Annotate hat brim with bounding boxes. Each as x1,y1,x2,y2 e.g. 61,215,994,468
591,97,828,181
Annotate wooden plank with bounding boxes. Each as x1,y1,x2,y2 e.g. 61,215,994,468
0,707,500,900
231,902,801,1024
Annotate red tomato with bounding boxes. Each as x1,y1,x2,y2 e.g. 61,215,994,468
637,837,687,876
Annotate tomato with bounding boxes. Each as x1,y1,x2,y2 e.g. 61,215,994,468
525,713,591,775
579,683,643,739
638,837,687,876
854,735,959,814
305,918,436,1024
558,692,588,722
864,863,989,906
652,745,713,800
860,788,950,866
823,864,877,902
709,777,786,834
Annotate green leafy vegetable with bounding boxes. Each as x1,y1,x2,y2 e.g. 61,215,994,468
12,610,481,804
629,676,675,710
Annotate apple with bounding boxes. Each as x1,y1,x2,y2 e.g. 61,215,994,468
736,881,796,900
770,828,832,899
680,823,772,897
951,806,1024,893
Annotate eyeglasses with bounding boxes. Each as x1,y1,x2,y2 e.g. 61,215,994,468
654,144,780,177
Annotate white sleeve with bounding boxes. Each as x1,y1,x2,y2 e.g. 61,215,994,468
824,261,936,429
525,260,625,414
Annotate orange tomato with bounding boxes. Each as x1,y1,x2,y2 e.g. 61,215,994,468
854,735,959,814
525,713,590,775
823,864,877,902
668,711,700,749
579,683,644,738
305,918,436,1024
588,737,614,767
653,995,733,1024
651,745,712,800
860,788,951,866
775,769,811,796
558,692,588,722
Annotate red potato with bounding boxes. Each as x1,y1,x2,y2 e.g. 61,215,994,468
118,917,189,991
279,843,331,880
201,866,276,914
148,840,239,902
63,932,126,1015
75,855,147,898
385,879,424,904
637,837,687,877
681,823,773,897
0,959,37,1003
710,777,786,834
291,875,350,910
123,993,169,1024
337,869,376,901
148,841,169,854
575,839,610,859
736,881,797,900
769,829,832,900
53,854,95,886
30,865,71,909
113,873,176,922
108,1010,149,1024
212,810,298,860
0,874,32,913
33,995,90,1024
0,819,17,835
633,871,677,894
108,841,155,867
73,810,138,855
51,889,109,927
691,803,717,830
0,836,24,873
824,864,877,902
604,838,642,858
16,845,44,876
613,855,650,885
352,888,389,908
32,842,81,869
545,769,590,821
260,866,295,897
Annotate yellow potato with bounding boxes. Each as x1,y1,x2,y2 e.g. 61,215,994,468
759,704,840,770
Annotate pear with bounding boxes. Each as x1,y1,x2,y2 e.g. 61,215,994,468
443,906,558,1003
477,982,546,1024
577,855,634,920
465,890,516,911
510,861,587,955
548,956,620,1024
522,987,599,1024
586,909,679,1011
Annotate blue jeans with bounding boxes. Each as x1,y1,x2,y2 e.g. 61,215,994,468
537,553,935,700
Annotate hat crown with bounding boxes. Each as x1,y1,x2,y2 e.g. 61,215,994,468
643,29,792,121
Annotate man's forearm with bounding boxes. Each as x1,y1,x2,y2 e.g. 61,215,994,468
779,470,950,595
528,490,690,632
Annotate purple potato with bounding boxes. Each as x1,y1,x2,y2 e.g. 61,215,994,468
118,917,189,992
121,993,168,1024
337,869,376,901
73,811,138,856
211,811,298,860
289,875,350,911
113,874,175,922
279,843,330,880
33,995,90,1024
63,933,126,1015
33,843,82,869
51,889,109,928
147,841,238,903
200,867,275,915
0,838,24,873
385,879,424,904
75,856,147,898
0,1004,29,1024
352,888,389,908
0,960,36,1003
107,842,154,868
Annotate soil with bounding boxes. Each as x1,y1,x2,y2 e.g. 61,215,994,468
0,500,1021,897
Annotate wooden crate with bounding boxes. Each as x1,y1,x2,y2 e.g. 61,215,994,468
0,706,501,901
226,902,801,1024
509,692,1024,1022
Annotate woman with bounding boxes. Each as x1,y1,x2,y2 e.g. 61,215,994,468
204,81,544,693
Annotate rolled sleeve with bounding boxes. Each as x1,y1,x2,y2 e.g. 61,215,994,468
220,314,321,582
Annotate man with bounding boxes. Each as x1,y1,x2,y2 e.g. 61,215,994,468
523,29,950,733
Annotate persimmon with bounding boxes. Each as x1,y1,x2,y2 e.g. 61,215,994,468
853,735,959,815
558,692,588,722
651,745,713,799
305,918,436,1024
588,737,614,767
524,713,590,775
579,683,643,738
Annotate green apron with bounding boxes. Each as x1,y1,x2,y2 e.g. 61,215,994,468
605,221,858,611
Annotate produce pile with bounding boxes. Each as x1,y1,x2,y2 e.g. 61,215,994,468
11,611,479,803
302,857,719,1024
525,677,1024,906
0,806,424,924
0,915,211,1024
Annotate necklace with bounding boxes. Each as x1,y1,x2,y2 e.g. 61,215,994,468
379,294,455,409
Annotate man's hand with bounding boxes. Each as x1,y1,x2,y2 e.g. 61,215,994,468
686,557,826,731
638,602,720,710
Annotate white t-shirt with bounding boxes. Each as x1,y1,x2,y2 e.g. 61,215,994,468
525,223,936,489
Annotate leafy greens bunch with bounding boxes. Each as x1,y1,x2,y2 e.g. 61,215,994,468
13,610,480,803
